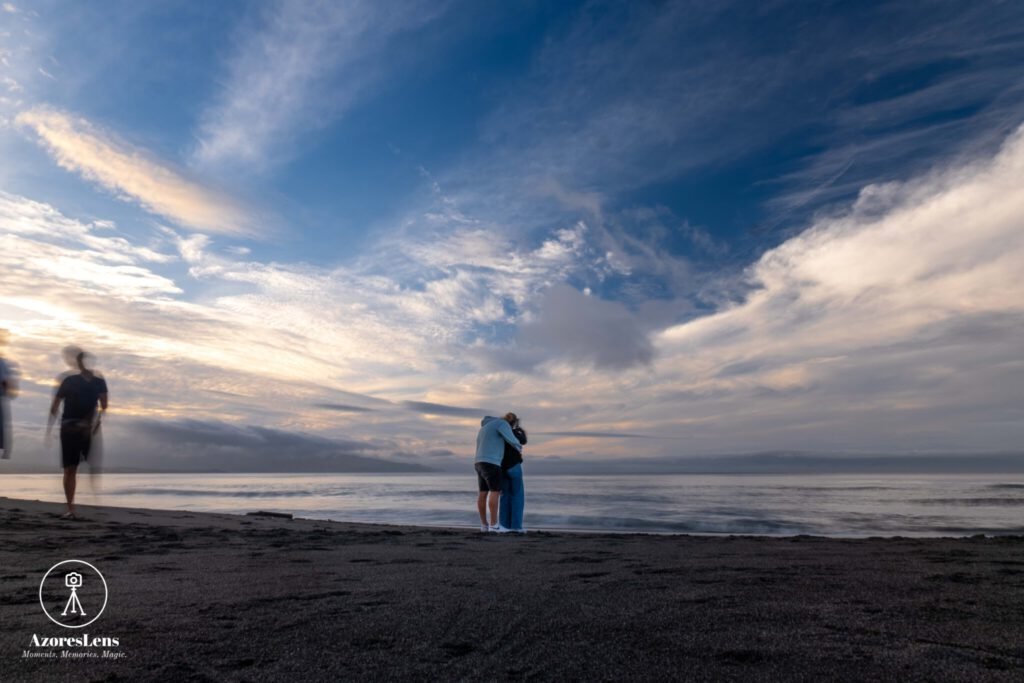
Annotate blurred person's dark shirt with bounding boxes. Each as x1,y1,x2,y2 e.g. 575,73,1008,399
56,375,108,423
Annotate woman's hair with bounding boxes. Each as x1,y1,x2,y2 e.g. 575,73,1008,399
505,413,526,439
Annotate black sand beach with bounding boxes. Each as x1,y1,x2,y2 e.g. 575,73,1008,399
3,496,1024,682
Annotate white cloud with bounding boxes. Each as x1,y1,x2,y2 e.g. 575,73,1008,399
0,189,589,461
661,126,1024,351
0,192,181,300
15,107,256,236
647,124,1024,452
0,189,598,425
3,124,1023,459
194,0,450,169
517,284,655,369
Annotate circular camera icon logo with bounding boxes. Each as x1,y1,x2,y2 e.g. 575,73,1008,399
39,560,108,629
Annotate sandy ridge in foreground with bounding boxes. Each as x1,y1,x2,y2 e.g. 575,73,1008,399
1,496,1023,682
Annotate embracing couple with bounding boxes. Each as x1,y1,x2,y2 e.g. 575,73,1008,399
474,412,527,533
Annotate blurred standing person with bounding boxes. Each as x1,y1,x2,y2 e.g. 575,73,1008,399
56,347,105,485
499,414,527,533
474,413,522,532
47,351,108,519
0,330,17,459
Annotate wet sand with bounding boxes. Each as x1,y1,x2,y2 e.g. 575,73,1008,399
2,496,1024,682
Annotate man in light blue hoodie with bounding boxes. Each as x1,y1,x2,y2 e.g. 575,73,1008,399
475,414,522,532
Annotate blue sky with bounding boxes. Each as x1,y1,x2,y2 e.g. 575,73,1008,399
1,0,1023,470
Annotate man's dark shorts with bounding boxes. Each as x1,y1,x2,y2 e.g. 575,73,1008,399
60,422,92,469
475,462,502,492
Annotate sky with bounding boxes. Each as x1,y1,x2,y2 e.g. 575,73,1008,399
1,0,1023,472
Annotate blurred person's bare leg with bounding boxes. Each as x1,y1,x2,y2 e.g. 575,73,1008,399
87,433,102,502
88,466,101,501
0,399,8,459
62,465,77,516
0,409,5,459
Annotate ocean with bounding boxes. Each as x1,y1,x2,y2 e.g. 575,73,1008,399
2,472,1024,536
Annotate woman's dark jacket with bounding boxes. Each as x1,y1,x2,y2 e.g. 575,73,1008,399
500,427,527,471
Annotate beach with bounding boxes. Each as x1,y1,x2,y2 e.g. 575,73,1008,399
2,497,1024,681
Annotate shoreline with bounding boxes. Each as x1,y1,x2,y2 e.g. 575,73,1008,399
3,497,1024,680
5,471,1024,539
2,495,1021,540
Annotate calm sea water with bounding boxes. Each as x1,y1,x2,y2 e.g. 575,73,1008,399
2,472,1024,536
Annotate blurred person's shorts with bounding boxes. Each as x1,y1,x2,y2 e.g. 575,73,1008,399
60,421,92,468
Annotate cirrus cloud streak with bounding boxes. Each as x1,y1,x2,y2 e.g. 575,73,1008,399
16,107,256,236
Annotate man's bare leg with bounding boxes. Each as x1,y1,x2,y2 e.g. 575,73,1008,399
488,490,500,527
477,491,488,526
63,465,77,515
